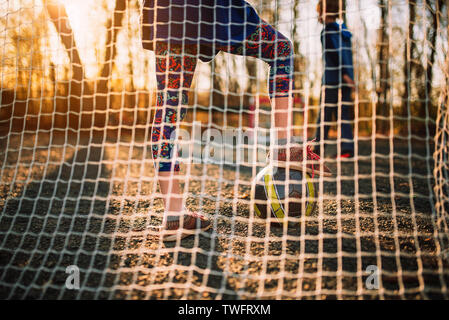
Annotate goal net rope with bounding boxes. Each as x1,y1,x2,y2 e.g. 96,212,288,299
0,0,448,299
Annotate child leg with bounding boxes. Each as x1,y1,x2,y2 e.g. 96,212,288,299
339,87,355,154
153,42,197,220
220,22,331,175
220,22,295,140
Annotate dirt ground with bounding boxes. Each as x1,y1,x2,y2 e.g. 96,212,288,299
0,130,448,299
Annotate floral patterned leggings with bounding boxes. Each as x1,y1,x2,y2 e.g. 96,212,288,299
152,22,294,172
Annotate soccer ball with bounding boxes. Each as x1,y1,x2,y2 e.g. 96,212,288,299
252,165,317,227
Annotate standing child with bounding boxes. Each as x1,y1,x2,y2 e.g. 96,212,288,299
141,0,330,241
314,0,355,158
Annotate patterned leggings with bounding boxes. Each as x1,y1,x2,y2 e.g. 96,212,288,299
152,22,294,172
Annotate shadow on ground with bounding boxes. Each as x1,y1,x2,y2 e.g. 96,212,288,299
0,133,448,299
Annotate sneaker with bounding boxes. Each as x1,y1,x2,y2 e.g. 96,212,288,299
161,212,211,242
267,140,332,177
336,151,354,159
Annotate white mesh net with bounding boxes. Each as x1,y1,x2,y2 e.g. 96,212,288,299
434,41,449,265
0,0,448,299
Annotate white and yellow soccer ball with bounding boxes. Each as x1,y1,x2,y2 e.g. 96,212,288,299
252,165,317,227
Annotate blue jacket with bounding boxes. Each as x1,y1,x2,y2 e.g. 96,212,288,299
142,0,261,61
321,22,354,85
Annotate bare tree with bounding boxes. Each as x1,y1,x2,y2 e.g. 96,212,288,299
44,0,90,129
376,0,391,134
409,0,445,135
292,0,307,93
422,0,445,124
45,0,128,129
44,0,86,98
97,0,127,95
402,0,416,129
93,0,127,128
243,0,276,102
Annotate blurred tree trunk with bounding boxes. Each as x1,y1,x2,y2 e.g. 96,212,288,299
245,57,257,129
97,0,127,94
274,0,279,28
44,0,88,129
427,0,445,100
376,0,390,134
246,58,258,96
94,0,127,128
360,13,377,135
292,0,308,135
46,0,127,129
211,54,221,107
340,0,348,24
401,0,416,133
292,0,306,94
260,0,274,24
45,0,85,91
423,0,445,127
412,0,445,136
